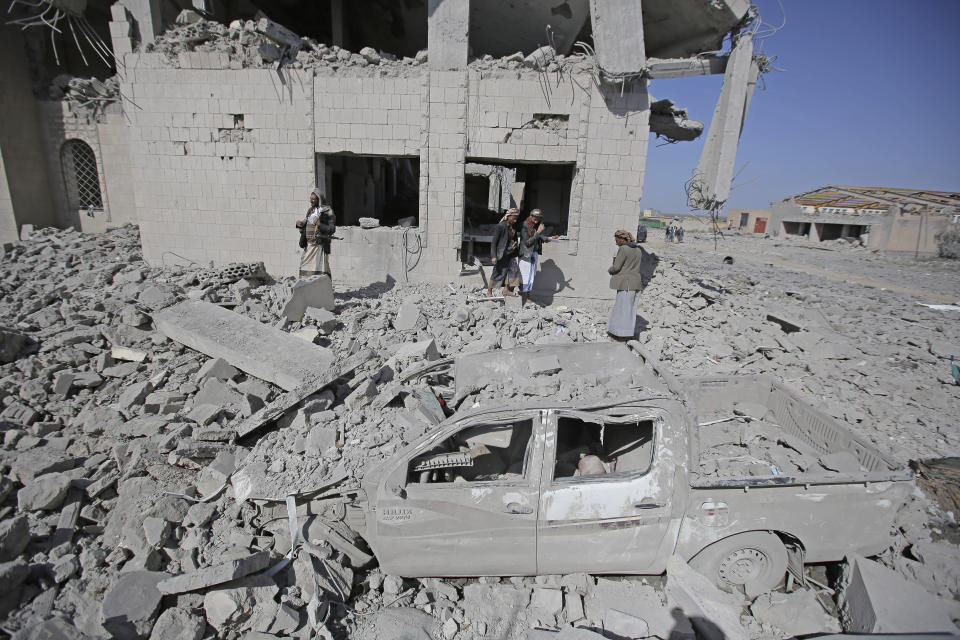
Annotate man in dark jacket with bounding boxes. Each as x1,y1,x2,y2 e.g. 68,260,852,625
296,190,336,278
518,208,559,305
487,209,521,297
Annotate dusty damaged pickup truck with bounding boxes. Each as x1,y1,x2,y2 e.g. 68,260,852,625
349,342,914,594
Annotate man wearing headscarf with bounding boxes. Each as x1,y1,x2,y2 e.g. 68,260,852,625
518,208,559,305
487,208,521,297
296,189,336,278
606,229,646,341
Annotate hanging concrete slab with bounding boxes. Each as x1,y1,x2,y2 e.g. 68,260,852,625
153,300,333,391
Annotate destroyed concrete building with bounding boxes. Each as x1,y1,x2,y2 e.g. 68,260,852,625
1,0,761,294
768,185,960,253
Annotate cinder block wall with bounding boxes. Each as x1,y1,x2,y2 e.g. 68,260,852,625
122,54,314,275
124,53,650,296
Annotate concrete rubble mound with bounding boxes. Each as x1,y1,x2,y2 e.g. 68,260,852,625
143,14,597,78
0,223,957,638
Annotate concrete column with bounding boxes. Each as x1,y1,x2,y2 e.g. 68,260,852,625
692,33,758,208
423,70,467,277
428,0,469,71
588,0,645,75
120,0,165,45
109,3,134,60
0,26,57,243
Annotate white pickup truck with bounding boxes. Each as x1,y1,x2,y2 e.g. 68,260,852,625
349,343,913,594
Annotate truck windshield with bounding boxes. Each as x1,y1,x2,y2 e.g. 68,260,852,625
554,417,654,479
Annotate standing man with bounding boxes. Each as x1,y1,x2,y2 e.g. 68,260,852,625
487,208,521,297
296,189,336,278
518,208,559,306
606,230,646,342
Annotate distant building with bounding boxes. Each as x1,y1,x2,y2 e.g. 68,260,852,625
769,186,959,254
727,208,771,234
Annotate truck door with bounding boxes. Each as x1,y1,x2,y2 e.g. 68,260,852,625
537,410,680,575
373,412,545,577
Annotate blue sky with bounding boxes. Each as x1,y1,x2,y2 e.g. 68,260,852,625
641,0,960,215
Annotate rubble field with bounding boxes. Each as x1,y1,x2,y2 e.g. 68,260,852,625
0,224,958,640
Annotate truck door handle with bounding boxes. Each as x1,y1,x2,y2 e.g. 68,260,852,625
634,502,664,509
504,503,533,514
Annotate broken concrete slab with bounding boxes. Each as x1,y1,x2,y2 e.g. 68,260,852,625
154,299,334,391
235,348,371,440
305,307,338,333
149,606,205,640
395,301,426,331
839,554,959,633
751,588,840,636
282,275,335,322
197,357,239,383
666,555,748,640
101,571,170,640
112,346,148,362
0,516,30,561
203,574,279,633
17,473,72,511
158,550,271,594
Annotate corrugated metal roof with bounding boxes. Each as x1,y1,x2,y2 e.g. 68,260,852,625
789,185,960,212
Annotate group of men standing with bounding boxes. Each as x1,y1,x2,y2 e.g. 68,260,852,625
295,189,651,341
486,207,557,305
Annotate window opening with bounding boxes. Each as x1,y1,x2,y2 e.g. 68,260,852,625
408,419,533,484
554,416,654,479
61,139,103,210
317,154,419,227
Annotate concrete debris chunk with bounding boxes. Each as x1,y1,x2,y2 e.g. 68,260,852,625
17,473,72,511
203,574,279,633
158,550,271,594
282,276,335,322
112,346,148,362
149,607,205,640
358,216,380,228
751,588,841,636
666,555,749,640
305,307,338,333
839,554,959,633
101,571,170,640
395,301,426,332
197,357,240,382
0,516,30,562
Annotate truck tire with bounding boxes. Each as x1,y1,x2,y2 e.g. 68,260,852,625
688,532,787,596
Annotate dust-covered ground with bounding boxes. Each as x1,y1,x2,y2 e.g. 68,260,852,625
0,224,957,640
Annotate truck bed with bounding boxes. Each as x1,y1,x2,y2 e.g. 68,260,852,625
680,375,913,488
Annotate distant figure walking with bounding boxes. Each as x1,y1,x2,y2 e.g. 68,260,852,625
296,189,336,278
518,208,559,306
606,229,646,342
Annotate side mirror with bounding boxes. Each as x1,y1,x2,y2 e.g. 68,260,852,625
390,484,407,499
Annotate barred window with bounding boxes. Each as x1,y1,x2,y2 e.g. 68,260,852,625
61,139,103,210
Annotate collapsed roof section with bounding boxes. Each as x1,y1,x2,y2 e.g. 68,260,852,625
786,186,960,215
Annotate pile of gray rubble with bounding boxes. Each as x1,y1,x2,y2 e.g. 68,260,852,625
0,224,957,639
145,11,586,77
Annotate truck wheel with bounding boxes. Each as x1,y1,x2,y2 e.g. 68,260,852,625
688,532,787,596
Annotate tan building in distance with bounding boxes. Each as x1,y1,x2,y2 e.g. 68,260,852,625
727,208,772,234
768,185,960,254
